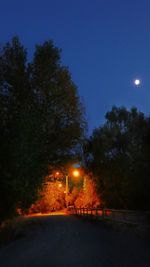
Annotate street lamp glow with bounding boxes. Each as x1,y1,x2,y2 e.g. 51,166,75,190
72,170,80,177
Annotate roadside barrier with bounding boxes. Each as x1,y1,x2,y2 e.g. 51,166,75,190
68,207,150,225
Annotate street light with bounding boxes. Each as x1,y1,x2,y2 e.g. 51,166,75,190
72,169,80,177
53,168,81,208
58,183,62,188
65,168,80,208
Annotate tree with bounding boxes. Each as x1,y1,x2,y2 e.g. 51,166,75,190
29,181,66,213
74,174,100,208
0,37,86,220
30,40,86,166
85,106,150,210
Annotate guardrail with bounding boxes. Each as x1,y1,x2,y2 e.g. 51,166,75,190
68,207,150,225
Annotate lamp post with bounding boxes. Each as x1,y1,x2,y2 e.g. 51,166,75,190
53,167,82,208
65,174,69,208
65,169,80,208
83,175,87,192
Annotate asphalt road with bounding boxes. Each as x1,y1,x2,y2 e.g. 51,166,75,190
0,214,150,267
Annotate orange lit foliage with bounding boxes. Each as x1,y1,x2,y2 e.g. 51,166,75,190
29,174,100,213
74,175,100,208
29,181,66,213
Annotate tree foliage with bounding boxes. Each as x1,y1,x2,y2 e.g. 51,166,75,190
85,106,150,210
74,175,100,208
29,181,66,213
0,37,86,220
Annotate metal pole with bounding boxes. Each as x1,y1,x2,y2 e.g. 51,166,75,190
65,175,69,208
83,175,87,192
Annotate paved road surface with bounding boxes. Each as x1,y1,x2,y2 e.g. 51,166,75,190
0,214,150,267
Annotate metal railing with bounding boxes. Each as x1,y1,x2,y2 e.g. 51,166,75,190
68,207,150,225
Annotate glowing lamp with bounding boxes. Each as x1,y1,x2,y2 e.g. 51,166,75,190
58,183,62,188
72,170,80,177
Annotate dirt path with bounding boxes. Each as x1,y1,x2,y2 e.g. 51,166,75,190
0,214,149,267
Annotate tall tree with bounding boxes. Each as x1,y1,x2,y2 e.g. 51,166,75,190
30,41,86,166
85,106,150,210
0,37,86,220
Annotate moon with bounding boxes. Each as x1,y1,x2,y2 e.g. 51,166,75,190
134,79,141,86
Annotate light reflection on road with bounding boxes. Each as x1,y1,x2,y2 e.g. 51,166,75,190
26,210,68,217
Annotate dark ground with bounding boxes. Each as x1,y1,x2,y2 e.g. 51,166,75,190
0,214,150,267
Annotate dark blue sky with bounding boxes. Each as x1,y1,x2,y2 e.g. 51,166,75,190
0,0,150,133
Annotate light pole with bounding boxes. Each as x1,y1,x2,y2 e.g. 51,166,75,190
83,175,87,192
53,167,82,208
65,174,69,208
65,169,80,208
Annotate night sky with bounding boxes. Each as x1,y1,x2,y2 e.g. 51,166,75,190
0,0,150,133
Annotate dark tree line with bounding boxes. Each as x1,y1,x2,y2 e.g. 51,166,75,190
85,106,150,210
0,37,86,220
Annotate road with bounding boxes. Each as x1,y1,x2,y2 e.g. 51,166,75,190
0,214,150,267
